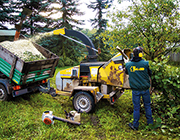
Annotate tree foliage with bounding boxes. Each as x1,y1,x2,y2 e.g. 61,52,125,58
36,35,82,66
150,57,180,100
0,0,84,33
87,0,113,61
0,0,55,33
149,57,180,134
0,0,15,29
47,0,84,30
33,0,85,65
21,0,55,34
35,0,85,66
0,0,85,65
88,0,113,33
101,0,180,61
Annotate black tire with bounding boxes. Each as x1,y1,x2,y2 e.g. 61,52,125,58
73,91,95,113
0,84,9,101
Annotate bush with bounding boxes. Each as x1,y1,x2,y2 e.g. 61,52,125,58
149,56,180,101
149,57,180,136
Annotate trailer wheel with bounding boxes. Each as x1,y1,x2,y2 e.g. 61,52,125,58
0,84,9,101
73,91,95,113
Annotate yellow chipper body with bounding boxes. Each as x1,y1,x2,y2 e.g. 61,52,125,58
54,28,132,113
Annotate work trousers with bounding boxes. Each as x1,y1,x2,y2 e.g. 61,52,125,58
132,89,153,128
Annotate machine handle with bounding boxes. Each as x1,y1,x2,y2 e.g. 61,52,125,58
116,46,128,60
53,116,81,125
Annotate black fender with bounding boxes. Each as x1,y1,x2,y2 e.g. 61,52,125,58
0,78,12,95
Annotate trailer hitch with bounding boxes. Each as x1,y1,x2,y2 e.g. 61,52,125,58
39,80,56,97
42,110,81,125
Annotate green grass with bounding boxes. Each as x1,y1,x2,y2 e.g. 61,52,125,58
0,67,179,140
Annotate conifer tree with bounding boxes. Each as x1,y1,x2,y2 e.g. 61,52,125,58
37,0,85,66
88,0,113,33
49,0,84,29
87,0,113,61
15,0,55,34
0,0,85,65
0,0,54,33
0,0,15,29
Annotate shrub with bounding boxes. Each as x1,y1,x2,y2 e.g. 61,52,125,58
149,56,180,101
149,57,180,136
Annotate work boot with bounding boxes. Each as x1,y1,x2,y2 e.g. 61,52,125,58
128,123,138,131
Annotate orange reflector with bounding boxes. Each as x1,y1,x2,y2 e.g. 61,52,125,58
80,76,88,78
42,79,47,83
112,97,115,102
13,85,21,90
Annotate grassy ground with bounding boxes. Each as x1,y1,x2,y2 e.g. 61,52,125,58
0,67,179,140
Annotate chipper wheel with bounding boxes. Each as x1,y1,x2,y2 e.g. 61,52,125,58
0,84,10,101
73,91,95,113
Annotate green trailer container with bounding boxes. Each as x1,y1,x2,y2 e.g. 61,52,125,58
0,32,59,101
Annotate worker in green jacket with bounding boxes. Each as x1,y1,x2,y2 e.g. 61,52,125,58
125,47,153,130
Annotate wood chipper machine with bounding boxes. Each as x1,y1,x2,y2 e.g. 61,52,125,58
53,28,132,113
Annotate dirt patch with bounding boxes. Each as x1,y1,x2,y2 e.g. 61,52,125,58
90,115,100,126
